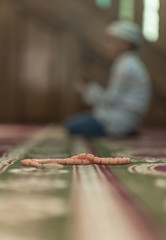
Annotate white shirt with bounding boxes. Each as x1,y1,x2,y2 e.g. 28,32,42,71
82,51,151,136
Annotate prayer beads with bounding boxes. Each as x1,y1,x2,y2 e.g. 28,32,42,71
22,153,130,168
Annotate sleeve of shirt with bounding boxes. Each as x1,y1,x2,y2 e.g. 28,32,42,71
82,81,105,105
81,80,120,106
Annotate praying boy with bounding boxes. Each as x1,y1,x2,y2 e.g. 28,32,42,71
65,20,151,137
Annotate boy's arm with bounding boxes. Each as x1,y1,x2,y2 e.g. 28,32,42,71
81,79,121,106
81,81,105,105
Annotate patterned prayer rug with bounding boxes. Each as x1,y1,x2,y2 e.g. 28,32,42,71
0,125,166,240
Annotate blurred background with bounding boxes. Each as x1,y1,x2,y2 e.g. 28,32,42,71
0,0,165,125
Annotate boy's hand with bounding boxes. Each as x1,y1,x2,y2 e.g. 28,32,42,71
74,71,90,94
74,78,87,94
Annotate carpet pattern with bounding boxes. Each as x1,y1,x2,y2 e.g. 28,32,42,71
0,125,165,240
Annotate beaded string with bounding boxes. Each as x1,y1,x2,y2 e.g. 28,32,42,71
22,153,130,167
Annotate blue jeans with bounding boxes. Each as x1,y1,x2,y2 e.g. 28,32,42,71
65,112,106,137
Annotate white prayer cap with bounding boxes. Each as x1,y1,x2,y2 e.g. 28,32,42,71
105,20,142,46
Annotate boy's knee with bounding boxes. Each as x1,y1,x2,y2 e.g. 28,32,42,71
64,119,77,134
